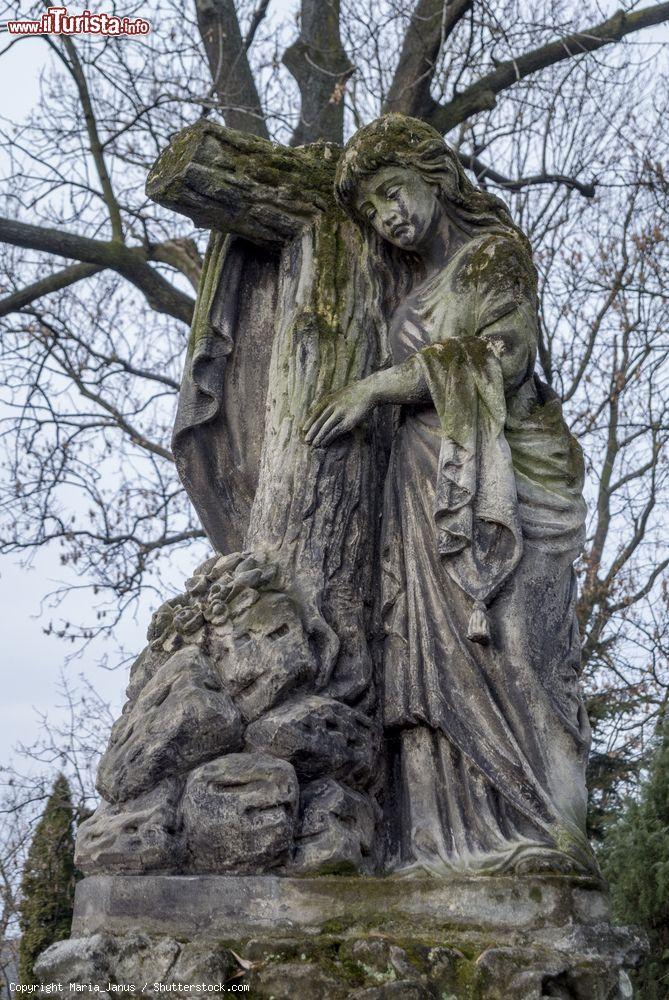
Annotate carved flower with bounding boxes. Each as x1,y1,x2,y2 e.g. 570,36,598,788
234,553,261,575
173,604,204,635
184,572,209,596
209,579,232,603
207,552,244,582
146,602,175,642
205,601,229,627
232,568,264,591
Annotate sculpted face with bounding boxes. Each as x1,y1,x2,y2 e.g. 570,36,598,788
355,165,442,250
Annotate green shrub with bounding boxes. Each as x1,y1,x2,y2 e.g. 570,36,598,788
18,775,76,986
601,717,669,999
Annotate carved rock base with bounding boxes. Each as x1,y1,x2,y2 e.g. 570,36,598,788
36,875,645,999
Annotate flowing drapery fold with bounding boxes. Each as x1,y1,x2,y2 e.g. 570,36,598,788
416,338,522,614
381,234,593,875
172,234,278,552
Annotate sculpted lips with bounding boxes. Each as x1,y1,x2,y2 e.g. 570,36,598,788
391,222,411,239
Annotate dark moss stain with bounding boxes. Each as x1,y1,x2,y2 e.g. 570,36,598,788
148,120,340,205
298,859,360,877
529,885,543,904
457,233,537,311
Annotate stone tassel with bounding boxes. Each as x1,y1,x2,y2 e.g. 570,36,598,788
467,601,490,644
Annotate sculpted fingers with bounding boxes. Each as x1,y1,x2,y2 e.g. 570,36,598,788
305,394,329,424
312,410,345,447
304,402,335,443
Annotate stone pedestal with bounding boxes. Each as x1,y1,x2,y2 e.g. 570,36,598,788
36,874,644,999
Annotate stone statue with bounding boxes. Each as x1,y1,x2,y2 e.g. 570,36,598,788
305,116,594,878
36,115,644,1000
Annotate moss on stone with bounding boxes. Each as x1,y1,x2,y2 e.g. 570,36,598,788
318,917,352,936
529,884,543,903
299,859,361,877
453,958,478,999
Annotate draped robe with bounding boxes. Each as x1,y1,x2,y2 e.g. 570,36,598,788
381,232,595,875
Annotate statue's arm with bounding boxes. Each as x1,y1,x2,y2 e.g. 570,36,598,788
303,354,430,447
472,236,538,391
360,309,533,410
364,355,430,406
305,238,538,448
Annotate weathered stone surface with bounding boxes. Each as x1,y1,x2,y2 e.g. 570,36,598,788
250,962,348,999
76,778,182,875
244,695,379,787
473,945,633,1000
70,873,611,940
212,590,317,722
35,932,181,997
96,648,243,803
339,937,427,980
146,120,333,245
35,934,113,992
125,645,163,703
169,941,237,988
293,777,376,874
180,753,298,873
103,934,182,991
36,909,645,999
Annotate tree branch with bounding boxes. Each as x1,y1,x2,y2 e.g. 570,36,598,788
51,37,124,241
243,0,271,51
194,0,269,138
0,263,102,317
608,556,669,615
430,3,669,134
37,327,175,462
149,237,202,290
0,217,194,324
283,0,354,145
31,317,181,391
461,151,596,198
384,0,473,118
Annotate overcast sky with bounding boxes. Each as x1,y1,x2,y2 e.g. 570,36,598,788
0,31,147,768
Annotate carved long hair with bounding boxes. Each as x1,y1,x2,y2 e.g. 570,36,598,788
335,114,535,321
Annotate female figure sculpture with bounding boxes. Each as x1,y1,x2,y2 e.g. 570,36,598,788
304,115,595,877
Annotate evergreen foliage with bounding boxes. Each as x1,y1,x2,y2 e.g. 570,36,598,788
601,716,669,999
17,775,76,986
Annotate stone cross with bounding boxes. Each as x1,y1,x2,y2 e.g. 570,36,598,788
146,120,386,704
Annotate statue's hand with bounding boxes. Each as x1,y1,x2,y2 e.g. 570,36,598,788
303,380,376,447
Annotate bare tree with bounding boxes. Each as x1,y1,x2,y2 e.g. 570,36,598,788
0,0,667,815
0,673,113,988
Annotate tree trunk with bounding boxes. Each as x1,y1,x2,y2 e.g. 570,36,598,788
147,121,387,703
246,209,386,702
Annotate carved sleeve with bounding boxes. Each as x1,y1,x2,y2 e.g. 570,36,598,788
472,235,538,392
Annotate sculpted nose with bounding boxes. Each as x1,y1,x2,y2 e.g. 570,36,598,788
382,208,400,229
